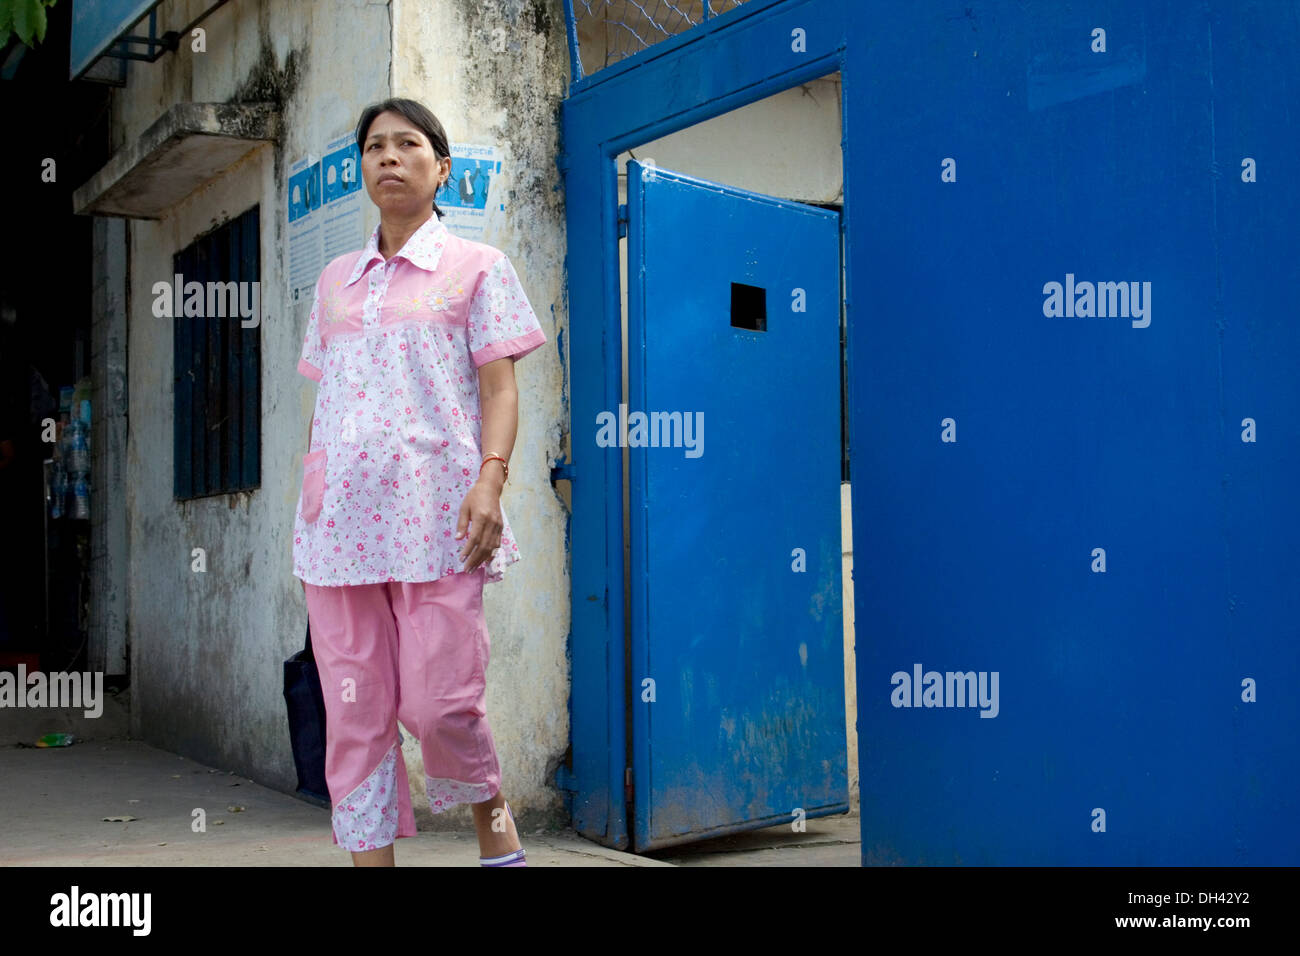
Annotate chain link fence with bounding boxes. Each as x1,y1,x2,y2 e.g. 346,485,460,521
567,0,752,78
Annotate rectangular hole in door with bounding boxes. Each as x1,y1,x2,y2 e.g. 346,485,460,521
730,281,766,332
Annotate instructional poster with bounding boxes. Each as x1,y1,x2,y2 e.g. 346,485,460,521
287,153,322,303
436,142,504,241
320,132,365,262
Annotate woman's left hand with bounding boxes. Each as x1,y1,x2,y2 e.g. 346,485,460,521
455,479,504,572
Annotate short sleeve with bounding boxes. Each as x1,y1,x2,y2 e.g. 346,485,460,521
297,274,325,382
467,254,547,368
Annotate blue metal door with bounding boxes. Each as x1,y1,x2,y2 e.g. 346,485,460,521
624,160,847,851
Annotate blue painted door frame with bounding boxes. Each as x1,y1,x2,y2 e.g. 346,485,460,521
557,0,840,852
557,0,1299,863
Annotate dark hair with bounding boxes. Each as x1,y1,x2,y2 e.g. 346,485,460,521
354,97,451,219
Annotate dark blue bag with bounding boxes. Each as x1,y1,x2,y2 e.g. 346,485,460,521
283,622,330,803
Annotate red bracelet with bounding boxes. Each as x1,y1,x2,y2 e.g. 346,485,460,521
480,454,508,482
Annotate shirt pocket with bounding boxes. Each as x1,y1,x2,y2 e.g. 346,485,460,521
300,449,327,523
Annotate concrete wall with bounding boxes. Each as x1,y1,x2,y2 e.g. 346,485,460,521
90,216,129,678
389,0,571,830
119,0,393,789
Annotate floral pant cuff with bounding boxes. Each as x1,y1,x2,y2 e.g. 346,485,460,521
333,743,401,851
426,775,496,814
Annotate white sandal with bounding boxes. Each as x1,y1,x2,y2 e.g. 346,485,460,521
479,801,526,867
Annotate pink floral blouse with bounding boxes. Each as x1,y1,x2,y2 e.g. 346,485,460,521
292,213,546,587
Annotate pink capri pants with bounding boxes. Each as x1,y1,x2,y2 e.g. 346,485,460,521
303,566,501,851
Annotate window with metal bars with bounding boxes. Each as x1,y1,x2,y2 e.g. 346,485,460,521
172,205,261,499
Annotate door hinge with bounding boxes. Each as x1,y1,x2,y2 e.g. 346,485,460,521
624,766,633,802
617,202,628,239
550,455,576,483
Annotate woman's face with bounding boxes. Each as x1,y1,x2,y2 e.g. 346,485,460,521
360,110,451,215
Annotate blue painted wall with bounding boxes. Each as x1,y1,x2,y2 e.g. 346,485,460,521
560,0,1299,863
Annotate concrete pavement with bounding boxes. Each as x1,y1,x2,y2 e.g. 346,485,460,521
0,739,860,867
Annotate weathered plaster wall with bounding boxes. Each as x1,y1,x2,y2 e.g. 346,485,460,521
90,215,130,679
119,0,393,790
389,0,571,831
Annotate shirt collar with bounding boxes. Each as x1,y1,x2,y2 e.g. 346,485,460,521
345,213,449,286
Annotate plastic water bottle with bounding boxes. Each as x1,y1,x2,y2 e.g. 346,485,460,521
73,476,90,519
67,420,89,476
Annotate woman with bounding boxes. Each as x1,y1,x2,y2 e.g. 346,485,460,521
292,98,546,867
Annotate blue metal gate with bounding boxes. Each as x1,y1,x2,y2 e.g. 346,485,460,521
561,0,1300,863
624,160,847,850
